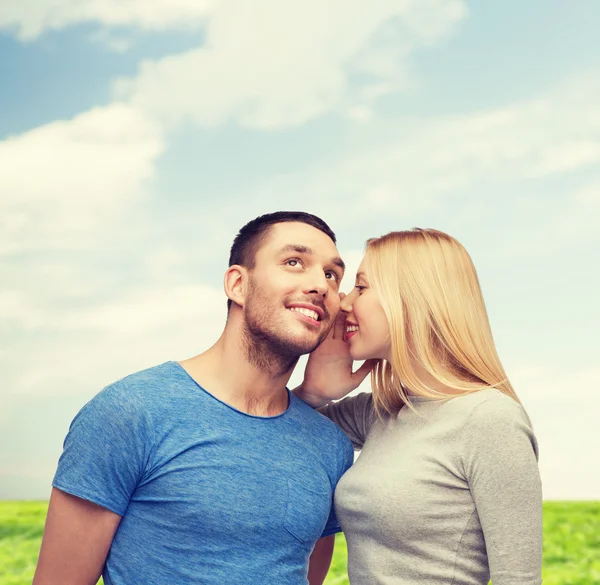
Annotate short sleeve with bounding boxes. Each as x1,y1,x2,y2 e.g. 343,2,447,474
461,397,543,585
320,429,354,537
318,392,376,449
52,382,154,516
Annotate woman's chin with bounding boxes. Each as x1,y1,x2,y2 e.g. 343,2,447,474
350,348,370,361
350,347,386,362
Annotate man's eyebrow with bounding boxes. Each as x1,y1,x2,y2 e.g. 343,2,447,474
278,244,345,272
332,257,346,272
279,244,313,255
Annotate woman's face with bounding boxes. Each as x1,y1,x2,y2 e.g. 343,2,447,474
341,259,391,361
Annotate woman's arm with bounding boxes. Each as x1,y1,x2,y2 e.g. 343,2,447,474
317,393,376,450
463,397,543,585
294,308,374,407
307,536,335,585
294,310,376,448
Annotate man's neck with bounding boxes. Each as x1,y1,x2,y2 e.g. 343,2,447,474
179,329,298,417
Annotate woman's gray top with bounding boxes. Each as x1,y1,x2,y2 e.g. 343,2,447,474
319,388,542,585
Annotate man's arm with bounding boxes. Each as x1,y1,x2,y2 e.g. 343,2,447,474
33,487,122,585
307,535,335,585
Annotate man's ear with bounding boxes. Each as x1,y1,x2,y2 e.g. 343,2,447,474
224,265,248,309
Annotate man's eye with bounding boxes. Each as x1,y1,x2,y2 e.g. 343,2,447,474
286,259,301,267
325,271,339,281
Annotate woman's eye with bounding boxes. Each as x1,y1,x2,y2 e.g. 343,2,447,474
355,285,366,292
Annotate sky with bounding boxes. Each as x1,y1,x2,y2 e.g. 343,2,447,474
1,1,599,500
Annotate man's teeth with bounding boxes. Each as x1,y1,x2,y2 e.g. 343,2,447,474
289,307,320,321
346,325,359,332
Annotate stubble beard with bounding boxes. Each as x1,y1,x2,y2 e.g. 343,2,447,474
242,283,328,377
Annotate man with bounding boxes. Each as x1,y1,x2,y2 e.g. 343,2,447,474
33,211,367,585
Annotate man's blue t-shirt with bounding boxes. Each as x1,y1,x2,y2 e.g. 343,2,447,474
53,362,354,585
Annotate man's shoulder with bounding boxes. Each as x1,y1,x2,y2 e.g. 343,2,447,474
90,361,179,410
112,361,179,388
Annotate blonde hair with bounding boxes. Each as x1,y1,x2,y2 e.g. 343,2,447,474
364,228,518,415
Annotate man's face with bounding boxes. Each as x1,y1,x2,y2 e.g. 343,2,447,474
243,222,345,357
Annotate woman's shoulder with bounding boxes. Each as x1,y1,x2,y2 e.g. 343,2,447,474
443,388,532,432
455,389,540,466
455,388,536,445
449,387,522,411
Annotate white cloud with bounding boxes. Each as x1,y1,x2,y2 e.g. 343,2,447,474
0,103,164,255
60,284,225,335
345,105,374,123
1,1,467,127
575,182,600,205
0,103,172,413
114,0,467,129
0,290,47,331
0,0,217,40
90,28,135,53
552,179,600,238
2,283,226,399
418,74,600,185
240,72,600,222
0,284,223,332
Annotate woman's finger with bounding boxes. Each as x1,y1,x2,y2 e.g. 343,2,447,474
333,309,346,340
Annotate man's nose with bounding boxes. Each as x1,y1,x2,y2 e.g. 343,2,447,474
304,269,329,297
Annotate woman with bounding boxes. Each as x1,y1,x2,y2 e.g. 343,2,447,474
296,228,542,585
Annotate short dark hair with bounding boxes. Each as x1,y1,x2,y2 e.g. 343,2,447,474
227,211,337,310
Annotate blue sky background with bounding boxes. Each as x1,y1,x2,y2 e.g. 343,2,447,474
1,1,598,499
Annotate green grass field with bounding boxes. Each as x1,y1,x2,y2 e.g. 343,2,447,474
2,501,598,584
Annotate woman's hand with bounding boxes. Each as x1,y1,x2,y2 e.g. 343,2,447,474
295,303,374,407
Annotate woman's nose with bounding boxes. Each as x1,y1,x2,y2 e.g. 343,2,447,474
340,290,355,313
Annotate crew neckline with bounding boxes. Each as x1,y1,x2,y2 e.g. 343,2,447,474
170,361,292,420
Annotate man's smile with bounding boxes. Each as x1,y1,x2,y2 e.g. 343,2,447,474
286,303,325,325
